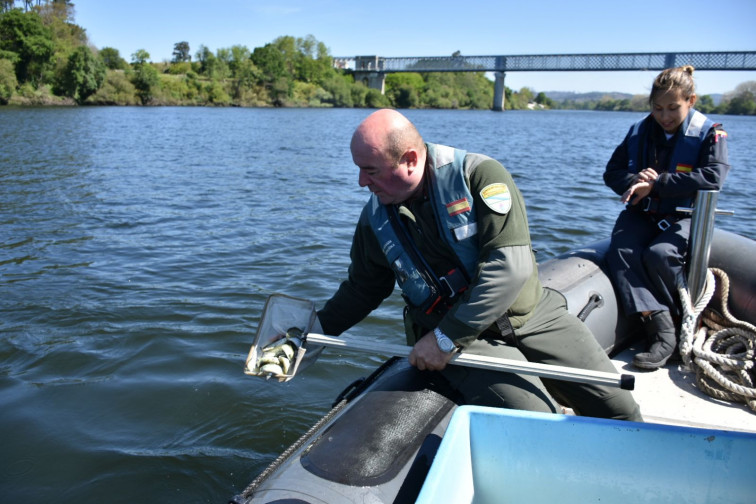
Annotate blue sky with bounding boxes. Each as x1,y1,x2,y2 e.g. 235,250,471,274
73,0,756,95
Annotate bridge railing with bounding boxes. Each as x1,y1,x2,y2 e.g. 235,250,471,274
334,51,756,73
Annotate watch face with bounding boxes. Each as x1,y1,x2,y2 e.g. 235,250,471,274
437,335,455,353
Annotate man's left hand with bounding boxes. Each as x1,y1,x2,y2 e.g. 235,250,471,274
409,331,456,371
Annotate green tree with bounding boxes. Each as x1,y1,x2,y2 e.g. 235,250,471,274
292,35,331,84
721,81,756,115
350,80,368,107
130,49,158,104
37,0,84,54
194,44,228,79
0,8,54,85
365,87,390,108
535,91,553,108
320,72,353,107
131,48,150,65
251,42,291,104
250,43,279,75
724,91,755,115
89,70,138,105
230,56,260,101
59,45,105,103
228,44,250,78
0,57,17,103
172,41,190,63
695,94,715,114
99,46,127,70
213,46,231,79
385,73,424,108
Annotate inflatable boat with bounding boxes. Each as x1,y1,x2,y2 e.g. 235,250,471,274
231,225,756,504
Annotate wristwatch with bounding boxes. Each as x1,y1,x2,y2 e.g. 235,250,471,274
434,327,456,353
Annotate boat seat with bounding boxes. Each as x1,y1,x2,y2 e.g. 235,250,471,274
300,366,456,486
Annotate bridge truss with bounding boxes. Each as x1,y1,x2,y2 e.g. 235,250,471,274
334,51,756,73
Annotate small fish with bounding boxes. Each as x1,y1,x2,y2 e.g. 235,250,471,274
258,354,282,366
279,356,290,374
259,363,283,375
256,327,304,376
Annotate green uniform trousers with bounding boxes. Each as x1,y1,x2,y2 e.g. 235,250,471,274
440,288,643,422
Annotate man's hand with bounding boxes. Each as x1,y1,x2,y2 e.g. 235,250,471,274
409,331,456,371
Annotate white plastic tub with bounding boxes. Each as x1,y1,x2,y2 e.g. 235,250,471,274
416,406,756,504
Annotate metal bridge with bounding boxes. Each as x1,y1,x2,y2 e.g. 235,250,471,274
333,51,756,110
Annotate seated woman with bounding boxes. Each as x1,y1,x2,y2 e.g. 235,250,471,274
603,65,730,370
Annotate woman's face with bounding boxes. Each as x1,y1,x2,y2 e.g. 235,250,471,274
651,89,697,134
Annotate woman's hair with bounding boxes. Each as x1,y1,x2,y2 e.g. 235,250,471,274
650,65,696,105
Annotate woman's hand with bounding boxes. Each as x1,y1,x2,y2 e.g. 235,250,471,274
622,181,654,205
623,168,658,205
634,167,659,183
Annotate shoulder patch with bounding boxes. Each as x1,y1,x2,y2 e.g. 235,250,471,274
480,183,512,214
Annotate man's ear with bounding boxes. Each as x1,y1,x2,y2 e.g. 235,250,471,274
402,149,419,172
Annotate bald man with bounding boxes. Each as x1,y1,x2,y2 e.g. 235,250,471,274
317,109,641,421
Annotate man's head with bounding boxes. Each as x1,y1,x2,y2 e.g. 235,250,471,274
350,109,426,205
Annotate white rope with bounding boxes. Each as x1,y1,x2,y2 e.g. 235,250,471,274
678,268,756,412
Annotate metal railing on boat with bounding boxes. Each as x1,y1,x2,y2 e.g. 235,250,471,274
680,190,733,303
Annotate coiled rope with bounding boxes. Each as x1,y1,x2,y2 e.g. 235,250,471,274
678,267,756,413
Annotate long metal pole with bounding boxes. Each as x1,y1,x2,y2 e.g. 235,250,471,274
305,333,634,390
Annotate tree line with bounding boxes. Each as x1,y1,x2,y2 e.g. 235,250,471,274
547,84,756,116
1,1,754,115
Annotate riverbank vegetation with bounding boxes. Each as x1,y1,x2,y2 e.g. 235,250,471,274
1,2,754,114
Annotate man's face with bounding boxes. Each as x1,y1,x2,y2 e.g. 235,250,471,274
353,144,416,205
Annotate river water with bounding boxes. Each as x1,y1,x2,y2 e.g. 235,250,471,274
1,107,753,503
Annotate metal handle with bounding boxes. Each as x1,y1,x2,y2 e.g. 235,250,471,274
305,333,634,390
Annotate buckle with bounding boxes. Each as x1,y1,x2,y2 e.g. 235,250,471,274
439,268,467,299
643,198,652,212
657,219,671,231
439,276,456,298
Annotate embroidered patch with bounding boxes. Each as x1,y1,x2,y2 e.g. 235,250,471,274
675,164,693,173
446,197,471,217
715,129,728,143
480,183,512,214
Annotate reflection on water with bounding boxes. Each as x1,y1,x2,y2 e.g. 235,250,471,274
0,107,753,502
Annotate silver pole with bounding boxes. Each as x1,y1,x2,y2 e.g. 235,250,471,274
305,333,635,390
685,191,719,303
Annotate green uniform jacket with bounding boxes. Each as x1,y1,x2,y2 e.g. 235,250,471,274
318,146,543,348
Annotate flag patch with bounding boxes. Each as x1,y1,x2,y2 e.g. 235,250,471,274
480,183,512,214
676,164,693,173
446,198,471,217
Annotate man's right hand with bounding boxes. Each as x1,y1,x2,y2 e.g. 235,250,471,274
408,331,455,371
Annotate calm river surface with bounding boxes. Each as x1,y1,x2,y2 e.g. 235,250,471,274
1,107,753,503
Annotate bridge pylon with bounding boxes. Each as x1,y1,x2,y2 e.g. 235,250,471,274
354,56,386,94
493,72,506,111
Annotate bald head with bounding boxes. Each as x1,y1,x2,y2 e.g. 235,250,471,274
351,109,427,205
351,109,425,165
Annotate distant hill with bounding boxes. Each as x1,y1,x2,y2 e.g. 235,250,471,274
545,91,725,105
544,91,634,102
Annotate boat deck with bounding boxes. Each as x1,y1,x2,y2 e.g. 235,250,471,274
611,345,756,433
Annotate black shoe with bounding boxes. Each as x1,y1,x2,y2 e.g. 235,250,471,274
633,311,677,370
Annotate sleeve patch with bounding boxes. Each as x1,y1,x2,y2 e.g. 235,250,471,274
480,183,512,214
